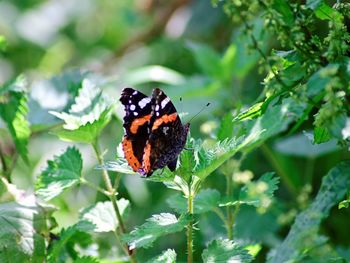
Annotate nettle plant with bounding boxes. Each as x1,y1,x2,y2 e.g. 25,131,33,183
0,1,350,263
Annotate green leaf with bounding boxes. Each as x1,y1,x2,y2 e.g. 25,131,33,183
220,44,237,81
0,202,53,263
146,249,177,263
313,126,332,144
314,3,343,21
122,65,185,86
36,147,83,201
187,42,222,78
50,79,112,144
48,221,95,263
306,64,339,97
74,256,100,263
306,0,323,10
267,161,350,263
167,189,221,214
272,0,294,26
123,213,191,249
0,35,7,52
51,109,111,144
217,113,234,140
202,238,253,263
274,133,338,157
80,199,130,232
239,173,279,208
0,77,30,163
235,102,263,121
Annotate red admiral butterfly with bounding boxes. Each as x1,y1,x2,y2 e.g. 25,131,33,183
120,88,190,177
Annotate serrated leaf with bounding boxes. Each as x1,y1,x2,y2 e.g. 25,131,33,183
267,161,350,263
123,213,191,249
167,189,221,214
240,173,279,208
0,202,53,263
146,249,177,263
48,221,95,263
36,147,82,201
80,199,130,232
50,79,111,144
51,109,111,144
202,238,253,263
0,77,30,163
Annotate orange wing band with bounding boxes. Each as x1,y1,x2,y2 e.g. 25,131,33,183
122,137,142,172
152,113,178,131
130,114,151,134
142,142,152,174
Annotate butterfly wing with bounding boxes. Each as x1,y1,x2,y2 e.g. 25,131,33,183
140,88,189,176
120,88,153,172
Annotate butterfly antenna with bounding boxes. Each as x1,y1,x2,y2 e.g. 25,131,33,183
188,102,210,123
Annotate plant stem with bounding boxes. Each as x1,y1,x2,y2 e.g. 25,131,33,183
80,177,110,196
187,183,194,263
226,173,233,240
92,140,136,263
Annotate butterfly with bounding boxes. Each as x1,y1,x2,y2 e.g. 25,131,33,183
119,87,189,177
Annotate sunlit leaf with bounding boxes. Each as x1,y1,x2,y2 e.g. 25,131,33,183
35,147,82,201
51,109,111,144
80,199,130,232
146,249,176,263
122,65,185,86
314,3,343,21
202,238,253,263
0,77,30,162
123,213,191,249
0,202,53,263
267,161,350,262
50,79,112,144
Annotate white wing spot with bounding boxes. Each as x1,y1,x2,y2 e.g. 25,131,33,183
133,91,138,95
162,126,169,135
156,112,160,116
161,97,170,109
138,97,151,109
155,105,160,111
133,112,138,116
130,105,136,111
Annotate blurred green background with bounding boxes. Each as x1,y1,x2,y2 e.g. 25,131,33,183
0,0,349,262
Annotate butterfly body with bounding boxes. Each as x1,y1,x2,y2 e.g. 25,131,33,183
120,87,189,177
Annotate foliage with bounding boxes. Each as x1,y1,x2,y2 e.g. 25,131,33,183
0,0,350,262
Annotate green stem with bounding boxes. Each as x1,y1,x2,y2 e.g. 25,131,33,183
187,184,194,263
261,144,297,197
226,173,233,240
92,140,137,263
80,178,110,196
305,157,315,184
